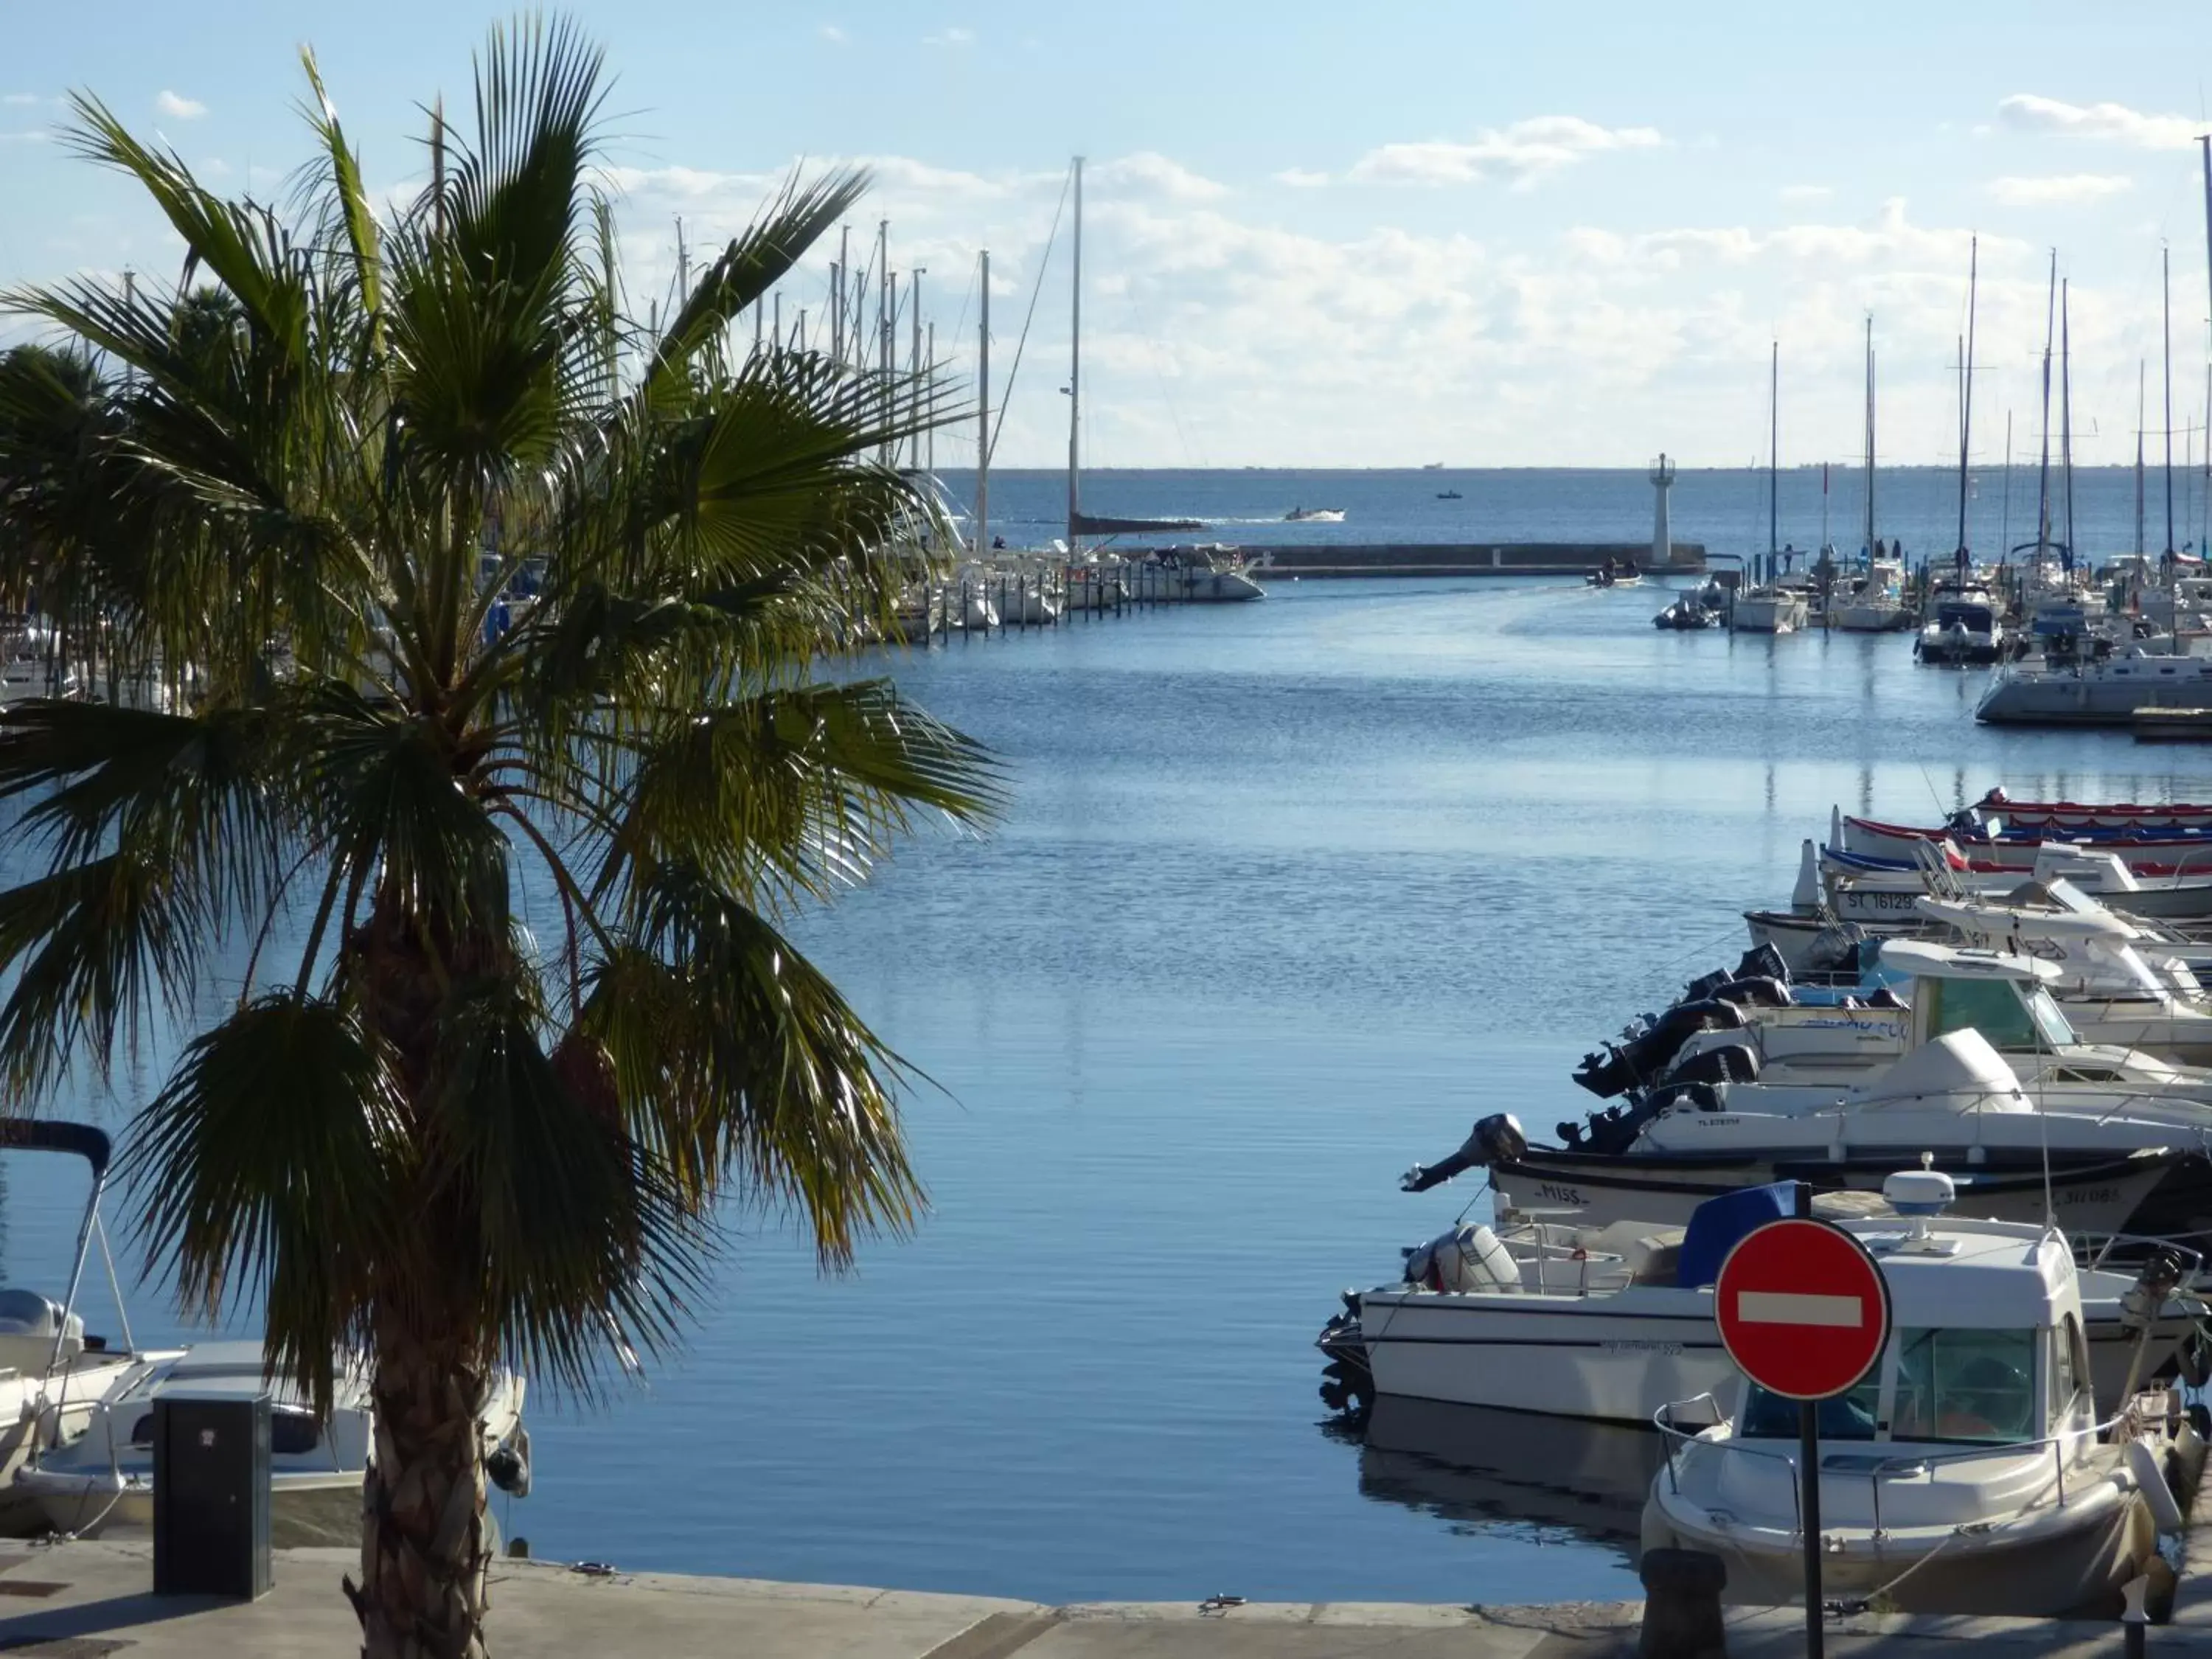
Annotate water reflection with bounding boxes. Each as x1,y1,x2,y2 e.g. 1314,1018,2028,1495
1350,1397,1666,1559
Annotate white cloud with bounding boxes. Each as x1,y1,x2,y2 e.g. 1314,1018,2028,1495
1778,184,1832,202
922,26,973,46
1986,172,2133,206
818,23,847,44
1273,168,1330,189
2,94,41,108
1996,94,2200,150
1346,115,1663,189
155,90,206,120
1091,152,1227,203
0,131,46,145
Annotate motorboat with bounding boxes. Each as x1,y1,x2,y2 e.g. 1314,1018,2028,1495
1977,651,2212,726
1842,808,2212,880
1588,556,1642,589
1317,1176,2205,1430
18,1343,530,1545
1916,590,2006,664
1643,1173,2197,1618
0,1121,165,1535
1653,597,1719,630
1150,546,1266,602
1730,585,1806,634
1809,838,2212,933
1284,506,1344,523
1434,490,1463,501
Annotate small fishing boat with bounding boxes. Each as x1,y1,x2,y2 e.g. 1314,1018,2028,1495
1841,810,2212,879
1285,506,1344,523
1434,490,1463,501
1643,1172,2199,1618
1916,588,2007,664
18,1343,531,1545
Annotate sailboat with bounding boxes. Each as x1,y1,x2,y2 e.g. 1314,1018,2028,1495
1731,343,1806,634
1832,321,1911,632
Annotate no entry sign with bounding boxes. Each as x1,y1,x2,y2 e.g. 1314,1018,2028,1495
1714,1217,1891,1400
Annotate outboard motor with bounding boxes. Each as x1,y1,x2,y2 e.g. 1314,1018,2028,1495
1572,1000,1749,1098
1711,976,1792,1009
1734,942,1792,986
1658,1042,1761,1088
1399,1113,1527,1193
1403,1223,1518,1294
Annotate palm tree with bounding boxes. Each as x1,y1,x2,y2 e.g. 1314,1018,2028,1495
0,17,995,1656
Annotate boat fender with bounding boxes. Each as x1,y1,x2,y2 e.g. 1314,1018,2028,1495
2179,1333,2212,1391
487,1428,532,1499
2127,1439,2186,1535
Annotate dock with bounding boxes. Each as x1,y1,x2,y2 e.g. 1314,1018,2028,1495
9,1538,2209,1659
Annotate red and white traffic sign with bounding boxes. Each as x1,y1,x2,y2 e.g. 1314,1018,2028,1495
1714,1218,1892,1400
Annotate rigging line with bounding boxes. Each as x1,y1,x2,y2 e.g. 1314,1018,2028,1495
990,165,1074,465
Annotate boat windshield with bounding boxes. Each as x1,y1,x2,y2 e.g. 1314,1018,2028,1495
1739,1375,1881,1441
1890,1327,2038,1445
1919,973,2073,1050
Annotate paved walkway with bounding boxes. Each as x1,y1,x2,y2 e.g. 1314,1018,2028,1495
0,1540,2186,1658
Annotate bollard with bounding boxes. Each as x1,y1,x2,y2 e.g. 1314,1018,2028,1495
1638,1548,1727,1659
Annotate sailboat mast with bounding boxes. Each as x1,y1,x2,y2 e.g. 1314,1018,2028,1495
2166,243,2176,557
1956,235,1977,557
2138,362,2148,560
1768,339,1778,574
2034,251,2056,554
1863,317,1875,559
1067,156,1085,554
976,249,991,555
2060,279,2074,569
910,267,925,472
835,225,849,363
2001,411,2013,564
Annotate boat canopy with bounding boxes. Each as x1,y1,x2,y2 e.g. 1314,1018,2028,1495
0,1120,111,1180
1676,1182,1797,1290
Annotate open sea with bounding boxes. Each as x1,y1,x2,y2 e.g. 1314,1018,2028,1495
8,467,2212,1607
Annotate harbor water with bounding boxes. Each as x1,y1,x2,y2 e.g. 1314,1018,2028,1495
7,470,2212,1607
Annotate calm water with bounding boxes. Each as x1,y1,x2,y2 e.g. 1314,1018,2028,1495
8,473,2212,1607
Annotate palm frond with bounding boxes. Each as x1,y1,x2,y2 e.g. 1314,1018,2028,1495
127,995,403,1414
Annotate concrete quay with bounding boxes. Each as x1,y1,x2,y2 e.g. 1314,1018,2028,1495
0,1539,2197,1659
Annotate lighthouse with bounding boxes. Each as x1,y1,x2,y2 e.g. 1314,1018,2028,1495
1648,453,1677,571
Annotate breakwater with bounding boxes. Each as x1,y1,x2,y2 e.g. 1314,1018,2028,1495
1241,542,1708,577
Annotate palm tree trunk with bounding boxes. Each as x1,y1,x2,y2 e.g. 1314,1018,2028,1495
350,1308,493,1659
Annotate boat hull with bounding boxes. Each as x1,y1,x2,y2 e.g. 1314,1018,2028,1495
1644,1483,2154,1617
1356,1290,1728,1425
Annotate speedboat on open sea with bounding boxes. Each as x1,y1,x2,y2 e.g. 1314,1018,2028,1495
1644,1171,2201,1618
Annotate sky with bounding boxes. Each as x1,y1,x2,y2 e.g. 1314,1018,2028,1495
3,1,2211,470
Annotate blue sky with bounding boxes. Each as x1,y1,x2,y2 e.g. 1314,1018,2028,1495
4,2,2211,467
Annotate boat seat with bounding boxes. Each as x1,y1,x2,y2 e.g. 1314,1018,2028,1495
1572,1222,1687,1285
0,1288,80,1376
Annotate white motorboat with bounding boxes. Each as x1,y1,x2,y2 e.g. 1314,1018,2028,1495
1155,546,1265,602
0,1122,167,1535
1730,586,1806,634
1644,1173,2196,1618
1806,838,2212,936
18,1341,529,1544
1916,588,2007,664
1318,1176,2204,1429
1284,506,1344,523
1977,650,2212,726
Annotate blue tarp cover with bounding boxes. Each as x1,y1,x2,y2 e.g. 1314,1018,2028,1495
1677,1180,1798,1288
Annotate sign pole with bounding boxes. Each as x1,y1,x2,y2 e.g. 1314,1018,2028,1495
1795,1184,1824,1659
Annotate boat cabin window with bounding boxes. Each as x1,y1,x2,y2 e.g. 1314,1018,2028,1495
2047,1316,2087,1431
1890,1326,2037,1445
1739,1375,1881,1441
1919,975,2072,1050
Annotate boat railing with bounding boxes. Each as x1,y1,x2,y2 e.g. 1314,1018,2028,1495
1654,1393,2160,1543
